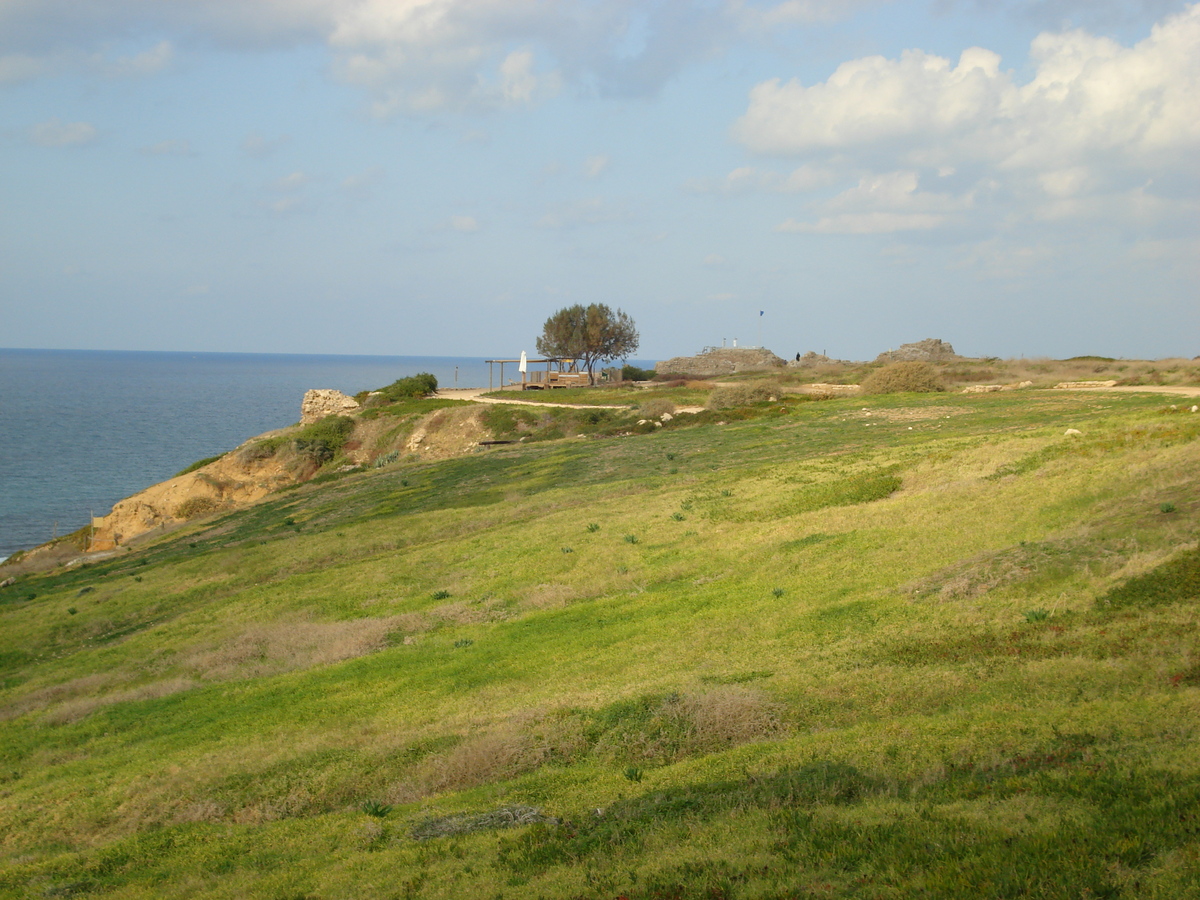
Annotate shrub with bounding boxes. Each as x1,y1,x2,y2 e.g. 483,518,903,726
638,398,676,418
174,497,222,520
860,361,945,394
621,364,656,381
291,415,356,464
378,372,438,401
707,383,777,410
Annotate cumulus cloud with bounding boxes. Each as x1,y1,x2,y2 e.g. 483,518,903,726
30,118,97,147
738,4,1200,233
736,5,1200,170
0,0,872,113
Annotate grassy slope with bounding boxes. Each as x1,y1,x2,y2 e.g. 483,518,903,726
1,391,1199,898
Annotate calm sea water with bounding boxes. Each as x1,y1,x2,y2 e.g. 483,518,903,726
0,349,501,560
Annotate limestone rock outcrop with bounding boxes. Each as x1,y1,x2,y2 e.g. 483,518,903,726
874,339,958,364
301,389,360,424
656,347,787,378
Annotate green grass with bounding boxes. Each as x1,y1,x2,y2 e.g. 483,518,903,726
1,390,1199,898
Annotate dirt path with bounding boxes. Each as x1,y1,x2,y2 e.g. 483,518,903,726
1057,385,1200,398
437,387,631,410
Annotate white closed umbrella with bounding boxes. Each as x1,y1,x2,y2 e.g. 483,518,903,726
518,351,527,374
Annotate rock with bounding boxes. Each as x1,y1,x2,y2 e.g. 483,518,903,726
0,577,14,588
874,339,957,364
1065,428,1083,436
1053,381,1118,390
962,385,1003,393
660,412,673,422
656,347,787,378
300,389,360,424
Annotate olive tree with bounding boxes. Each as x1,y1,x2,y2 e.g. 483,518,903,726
535,304,639,384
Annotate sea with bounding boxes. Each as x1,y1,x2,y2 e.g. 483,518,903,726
0,348,535,561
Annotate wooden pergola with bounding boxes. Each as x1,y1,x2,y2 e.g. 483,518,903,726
484,357,590,391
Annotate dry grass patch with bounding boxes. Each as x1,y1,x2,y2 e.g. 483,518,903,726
423,727,553,793
183,616,403,680
0,671,115,721
40,677,199,725
681,685,785,752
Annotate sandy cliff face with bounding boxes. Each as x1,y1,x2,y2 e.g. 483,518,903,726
86,404,492,551
88,444,296,549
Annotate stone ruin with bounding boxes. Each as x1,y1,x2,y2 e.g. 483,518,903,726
300,389,360,424
655,347,787,378
874,339,958,364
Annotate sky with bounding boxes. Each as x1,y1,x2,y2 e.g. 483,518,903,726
1,0,1197,362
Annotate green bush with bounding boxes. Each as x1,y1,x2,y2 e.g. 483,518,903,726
378,372,438,401
860,361,945,394
291,415,356,464
622,364,656,381
707,383,778,410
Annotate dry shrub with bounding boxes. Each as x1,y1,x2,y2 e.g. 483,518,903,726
707,383,778,410
424,728,549,792
680,686,784,752
860,361,945,394
174,496,223,520
638,398,677,418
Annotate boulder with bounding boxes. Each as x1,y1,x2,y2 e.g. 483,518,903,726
301,389,360,424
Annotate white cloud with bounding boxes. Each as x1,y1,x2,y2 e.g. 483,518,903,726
736,5,1200,172
0,52,50,85
242,132,291,157
687,163,838,194
340,166,385,197
777,212,949,233
30,118,97,147
95,40,173,77
449,214,479,232
583,154,611,179
539,197,629,228
0,0,871,113
271,171,311,191
740,4,1200,234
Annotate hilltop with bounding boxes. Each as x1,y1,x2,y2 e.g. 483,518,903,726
1,355,1199,898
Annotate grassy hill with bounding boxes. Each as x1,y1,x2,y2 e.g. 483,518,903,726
1,386,1199,898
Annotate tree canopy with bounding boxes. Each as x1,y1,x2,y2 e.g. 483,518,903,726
535,304,639,383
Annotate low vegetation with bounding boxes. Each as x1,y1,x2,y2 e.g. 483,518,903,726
1,367,1199,898
860,360,945,394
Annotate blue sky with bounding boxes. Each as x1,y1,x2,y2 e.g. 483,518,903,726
1,0,1196,362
